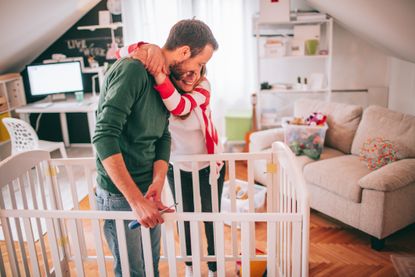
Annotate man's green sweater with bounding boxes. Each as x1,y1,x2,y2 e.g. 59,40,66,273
93,58,171,194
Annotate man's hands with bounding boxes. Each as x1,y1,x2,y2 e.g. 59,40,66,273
131,44,167,76
101,154,169,229
131,197,164,228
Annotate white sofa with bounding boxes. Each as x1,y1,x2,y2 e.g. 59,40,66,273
250,99,415,249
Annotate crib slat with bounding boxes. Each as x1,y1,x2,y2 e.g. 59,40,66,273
21,175,41,275
210,161,219,212
9,181,30,276
285,174,289,276
18,175,35,276
67,219,85,276
214,221,226,277
141,227,155,277
45,218,63,276
191,162,202,212
91,219,107,277
228,160,239,259
165,220,177,277
241,222,250,277
292,221,301,277
36,164,48,209
115,219,130,277
267,221,277,277
173,165,186,257
49,165,72,262
0,189,20,276
190,220,202,277
68,165,79,210
247,159,256,257
85,167,97,209
161,223,168,260
28,168,51,276
0,243,6,277
266,157,274,213
288,222,292,276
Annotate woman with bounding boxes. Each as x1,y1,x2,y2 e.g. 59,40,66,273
118,43,225,277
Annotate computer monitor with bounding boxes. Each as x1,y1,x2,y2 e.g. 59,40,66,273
26,61,84,97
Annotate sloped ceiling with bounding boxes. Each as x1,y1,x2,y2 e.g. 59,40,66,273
0,0,100,74
307,0,415,63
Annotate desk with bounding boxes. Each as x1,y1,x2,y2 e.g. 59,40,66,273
16,94,99,148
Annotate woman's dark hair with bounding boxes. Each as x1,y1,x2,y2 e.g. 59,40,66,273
165,19,218,57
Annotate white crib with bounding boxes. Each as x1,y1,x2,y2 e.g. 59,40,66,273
0,142,309,277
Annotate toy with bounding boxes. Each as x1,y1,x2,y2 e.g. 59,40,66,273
306,112,327,126
236,248,267,276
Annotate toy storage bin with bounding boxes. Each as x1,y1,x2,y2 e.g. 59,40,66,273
282,117,328,160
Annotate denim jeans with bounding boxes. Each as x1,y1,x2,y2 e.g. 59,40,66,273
167,164,225,272
95,186,160,277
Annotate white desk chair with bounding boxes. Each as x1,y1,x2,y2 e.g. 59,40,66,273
2,117,67,158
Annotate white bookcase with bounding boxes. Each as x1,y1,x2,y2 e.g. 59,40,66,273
254,15,333,129
0,73,27,144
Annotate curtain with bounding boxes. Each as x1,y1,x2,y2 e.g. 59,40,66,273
121,0,258,135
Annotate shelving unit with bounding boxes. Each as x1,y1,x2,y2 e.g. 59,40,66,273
0,73,27,144
254,15,333,129
77,22,123,31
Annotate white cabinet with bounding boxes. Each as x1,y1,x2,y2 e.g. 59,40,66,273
0,73,27,144
254,15,333,129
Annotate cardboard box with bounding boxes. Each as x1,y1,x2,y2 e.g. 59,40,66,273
259,0,290,23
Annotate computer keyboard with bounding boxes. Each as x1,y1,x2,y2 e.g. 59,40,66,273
32,102,53,108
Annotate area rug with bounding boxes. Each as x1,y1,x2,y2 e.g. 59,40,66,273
391,255,415,277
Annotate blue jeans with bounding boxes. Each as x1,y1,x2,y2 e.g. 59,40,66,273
95,186,160,277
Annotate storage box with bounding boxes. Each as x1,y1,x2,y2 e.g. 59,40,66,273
282,117,328,160
221,179,267,227
225,111,251,141
259,0,290,23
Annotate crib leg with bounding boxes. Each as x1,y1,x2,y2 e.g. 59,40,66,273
370,236,385,251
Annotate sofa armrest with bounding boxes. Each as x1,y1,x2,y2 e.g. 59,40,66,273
358,159,415,192
249,128,284,152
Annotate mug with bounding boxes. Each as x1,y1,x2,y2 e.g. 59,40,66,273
75,91,84,102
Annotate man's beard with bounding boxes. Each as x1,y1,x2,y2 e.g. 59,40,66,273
169,62,186,81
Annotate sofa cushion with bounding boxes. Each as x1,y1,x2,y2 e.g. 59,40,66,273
254,146,344,186
351,106,415,158
359,159,415,192
303,155,371,203
294,99,363,154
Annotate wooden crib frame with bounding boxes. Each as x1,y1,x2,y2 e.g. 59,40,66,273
0,142,309,276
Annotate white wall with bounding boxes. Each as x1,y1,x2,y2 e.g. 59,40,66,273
0,0,99,74
331,23,389,90
388,58,415,115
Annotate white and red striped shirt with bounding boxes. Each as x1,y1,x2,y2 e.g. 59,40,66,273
117,43,223,172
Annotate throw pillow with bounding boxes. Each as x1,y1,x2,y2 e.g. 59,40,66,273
359,137,399,170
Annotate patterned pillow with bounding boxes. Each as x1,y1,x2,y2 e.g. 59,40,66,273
359,137,399,170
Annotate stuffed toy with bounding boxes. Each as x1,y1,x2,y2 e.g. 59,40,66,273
306,112,327,126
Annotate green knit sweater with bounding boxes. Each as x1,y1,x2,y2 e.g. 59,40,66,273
93,58,171,194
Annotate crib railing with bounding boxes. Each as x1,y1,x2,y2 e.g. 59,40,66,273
0,142,309,277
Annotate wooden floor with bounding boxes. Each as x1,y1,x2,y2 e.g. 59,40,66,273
1,159,414,276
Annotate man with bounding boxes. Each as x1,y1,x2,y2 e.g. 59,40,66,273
93,19,218,276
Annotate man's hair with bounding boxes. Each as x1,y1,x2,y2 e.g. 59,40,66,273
165,19,218,57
